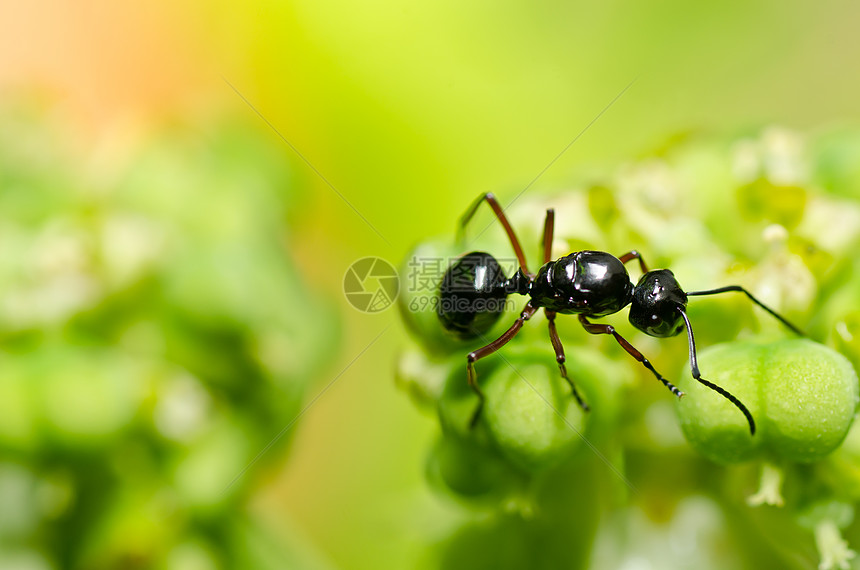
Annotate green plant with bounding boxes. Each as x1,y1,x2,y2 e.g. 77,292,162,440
398,127,860,569
0,101,338,570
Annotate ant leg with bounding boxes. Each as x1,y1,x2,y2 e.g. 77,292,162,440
618,250,649,273
542,208,555,264
677,308,756,435
686,286,805,336
546,309,589,411
578,315,684,398
458,193,530,274
467,301,539,427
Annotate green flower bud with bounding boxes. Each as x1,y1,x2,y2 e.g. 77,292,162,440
438,343,630,472
765,341,858,462
482,360,586,471
676,342,763,463
394,345,456,410
425,434,526,503
677,339,858,464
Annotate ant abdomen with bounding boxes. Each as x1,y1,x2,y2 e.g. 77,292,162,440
438,251,509,340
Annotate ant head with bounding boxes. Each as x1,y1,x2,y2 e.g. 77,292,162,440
628,269,688,337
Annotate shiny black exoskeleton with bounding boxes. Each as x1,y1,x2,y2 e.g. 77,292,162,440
439,193,805,435
440,250,687,339
628,269,688,337
530,251,634,317
437,252,512,340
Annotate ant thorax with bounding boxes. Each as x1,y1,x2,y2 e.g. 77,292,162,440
529,251,633,317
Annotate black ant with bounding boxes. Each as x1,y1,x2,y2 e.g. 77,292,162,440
437,193,805,435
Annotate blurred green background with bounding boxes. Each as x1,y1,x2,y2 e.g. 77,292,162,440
1,1,859,568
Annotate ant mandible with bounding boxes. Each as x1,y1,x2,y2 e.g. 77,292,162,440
437,193,805,435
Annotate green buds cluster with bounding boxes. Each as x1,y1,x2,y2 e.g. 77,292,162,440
677,339,859,464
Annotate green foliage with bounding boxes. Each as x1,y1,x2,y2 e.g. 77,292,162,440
0,103,338,569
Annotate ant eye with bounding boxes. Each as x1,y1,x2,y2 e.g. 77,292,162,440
628,270,688,337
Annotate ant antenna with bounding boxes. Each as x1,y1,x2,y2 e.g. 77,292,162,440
686,286,805,336
677,306,756,435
